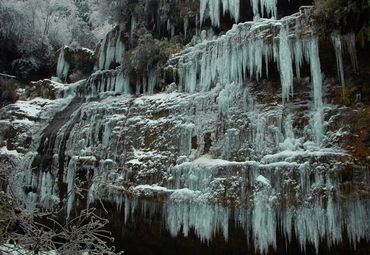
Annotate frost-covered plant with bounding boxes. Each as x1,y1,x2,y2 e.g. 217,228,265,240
122,31,161,79
0,205,123,255
0,79,20,107
0,0,105,78
122,27,183,89
313,0,370,35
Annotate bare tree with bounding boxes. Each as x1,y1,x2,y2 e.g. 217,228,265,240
3,207,122,255
0,162,123,255
51,208,122,255
1,197,123,254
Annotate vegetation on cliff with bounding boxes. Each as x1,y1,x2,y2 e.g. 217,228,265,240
314,0,370,37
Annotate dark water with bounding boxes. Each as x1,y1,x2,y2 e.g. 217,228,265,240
96,202,370,255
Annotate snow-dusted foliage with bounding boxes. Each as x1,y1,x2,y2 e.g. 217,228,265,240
0,0,111,72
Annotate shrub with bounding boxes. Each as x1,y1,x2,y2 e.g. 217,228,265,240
313,0,370,35
122,28,183,82
0,79,20,107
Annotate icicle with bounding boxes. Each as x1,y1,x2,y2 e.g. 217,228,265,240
115,71,130,94
309,38,322,106
142,76,147,95
261,0,277,18
254,116,266,153
200,0,208,27
98,36,107,70
66,157,77,219
278,26,294,102
171,13,317,96
200,0,240,27
331,33,345,89
147,69,157,95
293,39,303,80
252,178,277,254
39,172,53,207
209,0,220,28
308,37,324,145
183,60,197,93
130,16,136,44
135,81,142,95
250,0,277,19
279,114,297,151
343,33,359,73
250,0,259,19
166,190,230,242
179,124,194,156
229,0,240,23
99,27,125,70
56,47,70,82
114,33,124,68
184,17,189,39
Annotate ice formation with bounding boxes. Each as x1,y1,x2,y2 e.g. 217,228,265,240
331,33,345,88
171,6,327,143
343,33,359,72
330,32,360,92
278,26,294,101
250,0,277,18
171,7,315,97
84,151,370,254
99,26,125,70
78,69,130,97
307,37,324,144
3,3,369,255
200,0,280,27
200,0,240,27
56,47,70,81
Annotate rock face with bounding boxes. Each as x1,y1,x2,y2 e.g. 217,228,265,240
56,46,95,83
0,1,370,255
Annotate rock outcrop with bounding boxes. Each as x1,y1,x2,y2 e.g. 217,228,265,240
1,1,369,254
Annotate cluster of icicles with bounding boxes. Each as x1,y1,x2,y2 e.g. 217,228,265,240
169,7,324,144
200,0,279,27
169,6,357,144
53,5,364,253
172,7,316,100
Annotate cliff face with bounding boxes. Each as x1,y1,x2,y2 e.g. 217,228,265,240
0,1,369,254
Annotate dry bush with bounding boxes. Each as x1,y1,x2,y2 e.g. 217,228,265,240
0,164,122,254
